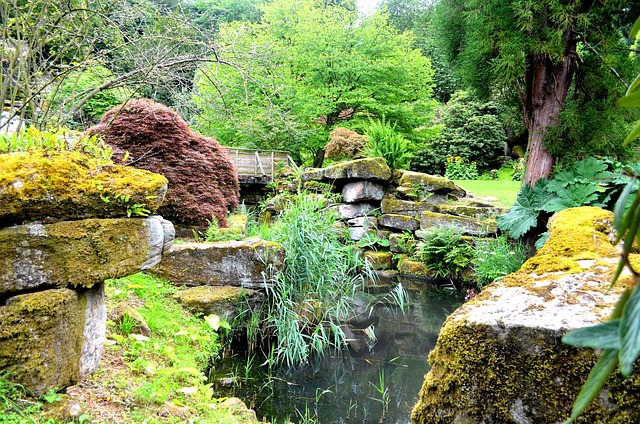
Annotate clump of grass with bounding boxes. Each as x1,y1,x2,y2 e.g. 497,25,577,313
472,236,530,288
0,126,113,159
257,193,375,366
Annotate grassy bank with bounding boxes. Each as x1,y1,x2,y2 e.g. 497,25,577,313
453,179,521,207
0,273,259,423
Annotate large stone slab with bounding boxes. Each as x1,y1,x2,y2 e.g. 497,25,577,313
0,288,89,395
0,151,168,227
412,207,640,424
419,210,497,236
380,198,437,216
378,213,419,231
149,237,284,288
395,170,465,195
300,157,391,182
172,286,264,322
342,181,385,203
0,216,174,295
436,202,508,219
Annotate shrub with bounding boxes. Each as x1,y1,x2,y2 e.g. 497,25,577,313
324,127,367,161
413,91,506,175
364,119,412,170
0,126,112,159
444,156,479,180
472,236,529,288
415,226,473,280
86,99,240,228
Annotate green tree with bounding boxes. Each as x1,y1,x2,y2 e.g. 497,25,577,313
193,0,436,164
434,0,639,185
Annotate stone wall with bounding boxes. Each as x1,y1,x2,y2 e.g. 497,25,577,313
298,157,506,287
0,151,174,395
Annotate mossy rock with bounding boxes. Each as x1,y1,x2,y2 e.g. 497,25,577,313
411,207,640,423
378,213,419,231
380,197,438,216
0,289,84,396
397,258,437,278
0,151,167,226
436,203,508,219
0,217,173,294
419,210,497,236
149,237,284,288
300,157,392,182
363,250,394,270
173,285,263,321
396,170,466,195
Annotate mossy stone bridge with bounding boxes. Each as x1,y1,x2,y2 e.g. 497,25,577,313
223,146,298,185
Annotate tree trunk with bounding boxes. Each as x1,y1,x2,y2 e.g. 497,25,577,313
523,48,577,186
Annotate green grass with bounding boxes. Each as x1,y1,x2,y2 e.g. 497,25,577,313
453,179,521,207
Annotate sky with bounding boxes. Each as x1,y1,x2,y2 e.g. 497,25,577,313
356,0,381,16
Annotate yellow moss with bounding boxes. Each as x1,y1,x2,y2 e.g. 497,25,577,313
0,151,167,223
363,250,394,270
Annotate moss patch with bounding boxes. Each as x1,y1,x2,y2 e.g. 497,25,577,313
0,151,167,226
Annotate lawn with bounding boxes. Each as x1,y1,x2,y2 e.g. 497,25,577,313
453,179,521,208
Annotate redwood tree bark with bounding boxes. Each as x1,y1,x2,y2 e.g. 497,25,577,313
522,35,578,186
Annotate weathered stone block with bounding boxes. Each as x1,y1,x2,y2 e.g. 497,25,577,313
300,157,391,182
397,258,435,278
363,250,394,270
342,181,385,203
380,198,437,216
389,233,417,254
336,203,376,220
412,207,640,424
0,289,83,395
346,216,377,227
0,151,167,227
0,216,175,294
78,284,106,378
396,170,466,195
437,203,508,219
149,237,284,288
173,286,263,321
419,211,497,236
378,214,419,231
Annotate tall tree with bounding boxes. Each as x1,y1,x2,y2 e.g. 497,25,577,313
193,0,435,163
435,0,639,185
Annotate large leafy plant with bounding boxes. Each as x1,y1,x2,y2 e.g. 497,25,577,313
415,226,473,280
497,157,630,246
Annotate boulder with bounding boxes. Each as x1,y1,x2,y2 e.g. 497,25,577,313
149,238,284,288
0,288,101,395
378,214,419,231
380,198,437,217
336,203,376,220
397,258,436,278
363,251,394,270
419,210,497,236
349,226,370,241
300,157,391,182
0,216,175,294
436,203,508,219
172,286,263,321
412,207,640,423
396,170,466,195
0,151,167,227
342,181,385,203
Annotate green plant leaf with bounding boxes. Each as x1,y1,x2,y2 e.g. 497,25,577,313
618,285,640,376
623,122,640,145
616,90,640,108
542,183,600,212
546,170,575,193
562,320,620,349
563,349,618,424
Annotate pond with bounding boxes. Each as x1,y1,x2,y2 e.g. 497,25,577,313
209,287,465,423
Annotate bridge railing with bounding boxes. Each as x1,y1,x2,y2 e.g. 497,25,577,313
224,146,298,182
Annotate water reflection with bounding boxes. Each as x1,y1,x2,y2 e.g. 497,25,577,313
210,288,464,423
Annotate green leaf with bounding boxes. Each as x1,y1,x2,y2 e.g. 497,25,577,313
563,349,618,424
496,205,539,239
618,285,640,376
623,122,640,145
616,90,640,108
630,17,640,44
542,183,600,212
546,170,574,193
562,320,620,349
614,180,636,234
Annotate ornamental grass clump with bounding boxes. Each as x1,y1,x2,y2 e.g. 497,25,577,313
260,193,374,366
472,236,529,288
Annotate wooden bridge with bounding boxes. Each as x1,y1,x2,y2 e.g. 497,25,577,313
224,146,298,185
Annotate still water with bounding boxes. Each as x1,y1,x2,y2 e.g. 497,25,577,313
210,288,464,423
